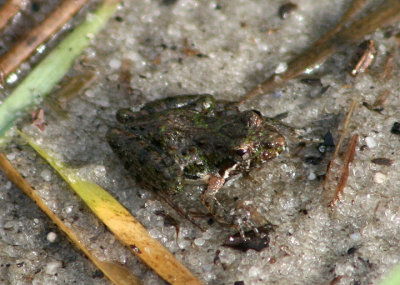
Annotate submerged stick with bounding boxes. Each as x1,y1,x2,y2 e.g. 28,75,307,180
240,0,400,103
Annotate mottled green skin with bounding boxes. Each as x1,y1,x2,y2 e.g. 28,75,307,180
107,94,286,194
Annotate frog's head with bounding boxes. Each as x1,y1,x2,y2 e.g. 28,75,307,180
232,110,286,170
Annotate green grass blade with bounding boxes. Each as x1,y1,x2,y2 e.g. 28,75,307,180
0,0,119,138
379,264,400,285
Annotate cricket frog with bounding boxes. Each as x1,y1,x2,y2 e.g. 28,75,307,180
107,94,286,229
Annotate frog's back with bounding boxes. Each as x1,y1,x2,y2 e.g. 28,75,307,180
107,94,285,194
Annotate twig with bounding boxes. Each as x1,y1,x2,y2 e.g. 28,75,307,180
332,100,357,164
314,0,366,47
0,0,90,79
0,153,141,285
373,89,390,108
323,99,357,191
329,134,358,206
0,0,24,30
240,0,400,104
379,49,395,81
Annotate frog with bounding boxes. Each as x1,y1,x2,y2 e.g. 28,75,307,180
106,94,286,231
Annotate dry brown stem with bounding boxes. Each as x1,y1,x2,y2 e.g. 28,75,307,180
323,99,357,192
373,89,390,108
379,49,395,81
0,153,141,285
315,0,366,47
240,0,400,104
0,0,24,30
329,134,359,206
0,0,90,79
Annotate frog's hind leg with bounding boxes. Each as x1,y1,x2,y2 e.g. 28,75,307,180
106,128,183,193
202,175,262,239
108,128,207,231
155,191,206,232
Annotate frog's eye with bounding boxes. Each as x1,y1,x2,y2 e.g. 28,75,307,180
235,149,250,160
251,110,262,117
235,149,247,156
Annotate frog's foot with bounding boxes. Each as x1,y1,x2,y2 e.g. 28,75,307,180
231,209,260,240
201,176,260,239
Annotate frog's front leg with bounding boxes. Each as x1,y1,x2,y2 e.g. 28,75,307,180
200,176,226,220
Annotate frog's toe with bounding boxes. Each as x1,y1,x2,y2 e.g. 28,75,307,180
232,209,261,239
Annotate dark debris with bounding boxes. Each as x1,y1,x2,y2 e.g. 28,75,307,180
391,122,400,135
223,226,271,252
371,158,394,166
278,2,298,19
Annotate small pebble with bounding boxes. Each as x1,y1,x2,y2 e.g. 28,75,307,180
365,137,376,148
374,172,386,184
109,58,121,69
6,153,16,160
349,231,361,241
255,62,263,70
46,232,57,243
85,89,96,98
4,181,12,190
194,238,205,246
40,169,52,182
249,265,261,277
45,261,62,275
275,62,288,74
148,228,161,239
177,238,190,249
308,172,316,180
6,73,18,84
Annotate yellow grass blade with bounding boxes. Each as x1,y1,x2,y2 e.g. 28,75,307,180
18,131,203,285
0,153,141,285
